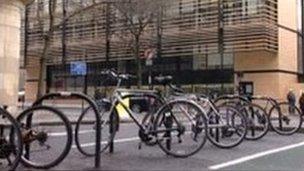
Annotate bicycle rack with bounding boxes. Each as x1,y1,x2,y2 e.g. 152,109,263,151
213,95,252,142
24,92,101,168
108,92,165,154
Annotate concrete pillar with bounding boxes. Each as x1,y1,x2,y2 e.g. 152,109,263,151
0,0,25,107
25,63,44,102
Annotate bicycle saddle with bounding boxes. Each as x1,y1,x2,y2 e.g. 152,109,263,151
154,75,173,85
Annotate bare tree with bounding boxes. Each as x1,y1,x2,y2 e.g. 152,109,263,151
33,0,110,98
36,0,57,99
114,0,167,88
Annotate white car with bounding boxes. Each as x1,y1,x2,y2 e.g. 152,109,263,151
18,91,25,102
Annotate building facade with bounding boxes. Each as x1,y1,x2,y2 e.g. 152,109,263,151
23,0,303,101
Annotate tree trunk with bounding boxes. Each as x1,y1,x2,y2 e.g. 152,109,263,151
37,36,51,99
135,35,142,88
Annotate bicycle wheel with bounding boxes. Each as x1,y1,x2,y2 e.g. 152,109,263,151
269,102,302,135
239,103,269,140
75,106,119,156
154,100,207,158
16,106,72,169
0,108,23,171
207,104,247,149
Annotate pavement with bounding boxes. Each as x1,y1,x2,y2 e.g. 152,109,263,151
11,121,304,171
10,103,304,170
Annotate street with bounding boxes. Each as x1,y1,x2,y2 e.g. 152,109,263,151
16,122,304,171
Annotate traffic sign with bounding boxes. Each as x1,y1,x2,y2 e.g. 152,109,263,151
70,61,87,76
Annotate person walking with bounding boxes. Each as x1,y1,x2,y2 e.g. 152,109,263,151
287,89,296,114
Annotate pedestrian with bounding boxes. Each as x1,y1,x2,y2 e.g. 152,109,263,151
287,89,296,114
299,90,304,114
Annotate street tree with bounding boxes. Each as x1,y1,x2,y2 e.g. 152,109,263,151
31,0,109,98
113,0,167,88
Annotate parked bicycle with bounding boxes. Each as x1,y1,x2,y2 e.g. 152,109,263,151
75,70,208,158
214,94,303,138
75,69,128,156
214,95,269,140
251,96,303,135
0,106,23,171
155,76,248,149
17,106,73,169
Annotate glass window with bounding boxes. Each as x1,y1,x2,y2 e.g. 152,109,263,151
193,54,207,70
207,53,221,69
242,0,262,15
223,53,234,68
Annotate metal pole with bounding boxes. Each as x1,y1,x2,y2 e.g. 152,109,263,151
84,50,88,95
157,6,163,60
218,0,224,70
105,3,111,69
218,0,225,93
302,0,304,74
24,4,30,68
62,0,68,90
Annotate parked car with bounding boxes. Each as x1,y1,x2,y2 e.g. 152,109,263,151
18,90,25,102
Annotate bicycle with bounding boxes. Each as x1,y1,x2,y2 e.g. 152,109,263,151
16,106,73,169
214,95,269,140
156,76,248,149
76,71,208,158
75,69,133,156
251,96,303,135
0,106,23,171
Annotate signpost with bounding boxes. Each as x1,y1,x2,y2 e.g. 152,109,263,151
70,61,87,76
70,61,87,95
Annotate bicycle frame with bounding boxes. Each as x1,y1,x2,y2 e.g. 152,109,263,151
197,97,233,128
108,88,182,134
251,96,279,110
251,96,284,129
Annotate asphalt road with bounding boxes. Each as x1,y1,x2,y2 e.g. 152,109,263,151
13,122,304,171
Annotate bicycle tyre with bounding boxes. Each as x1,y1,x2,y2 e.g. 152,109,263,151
17,106,72,169
239,103,269,140
75,106,119,156
269,102,302,135
0,107,23,171
207,104,247,149
154,100,208,158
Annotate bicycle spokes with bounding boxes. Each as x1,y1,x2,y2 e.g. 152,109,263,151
155,100,207,157
207,105,247,148
0,110,22,171
17,106,72,169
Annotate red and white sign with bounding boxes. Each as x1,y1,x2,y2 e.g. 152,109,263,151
144,48,156,60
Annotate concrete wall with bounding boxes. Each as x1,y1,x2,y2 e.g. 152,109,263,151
25,61,41,102
278,0,299,73
234,0,304,101
0,0,23,106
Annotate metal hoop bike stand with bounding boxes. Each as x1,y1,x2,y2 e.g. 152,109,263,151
25,92,101,168
108,91,167,154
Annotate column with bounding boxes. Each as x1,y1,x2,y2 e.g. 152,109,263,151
0,0,24,106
